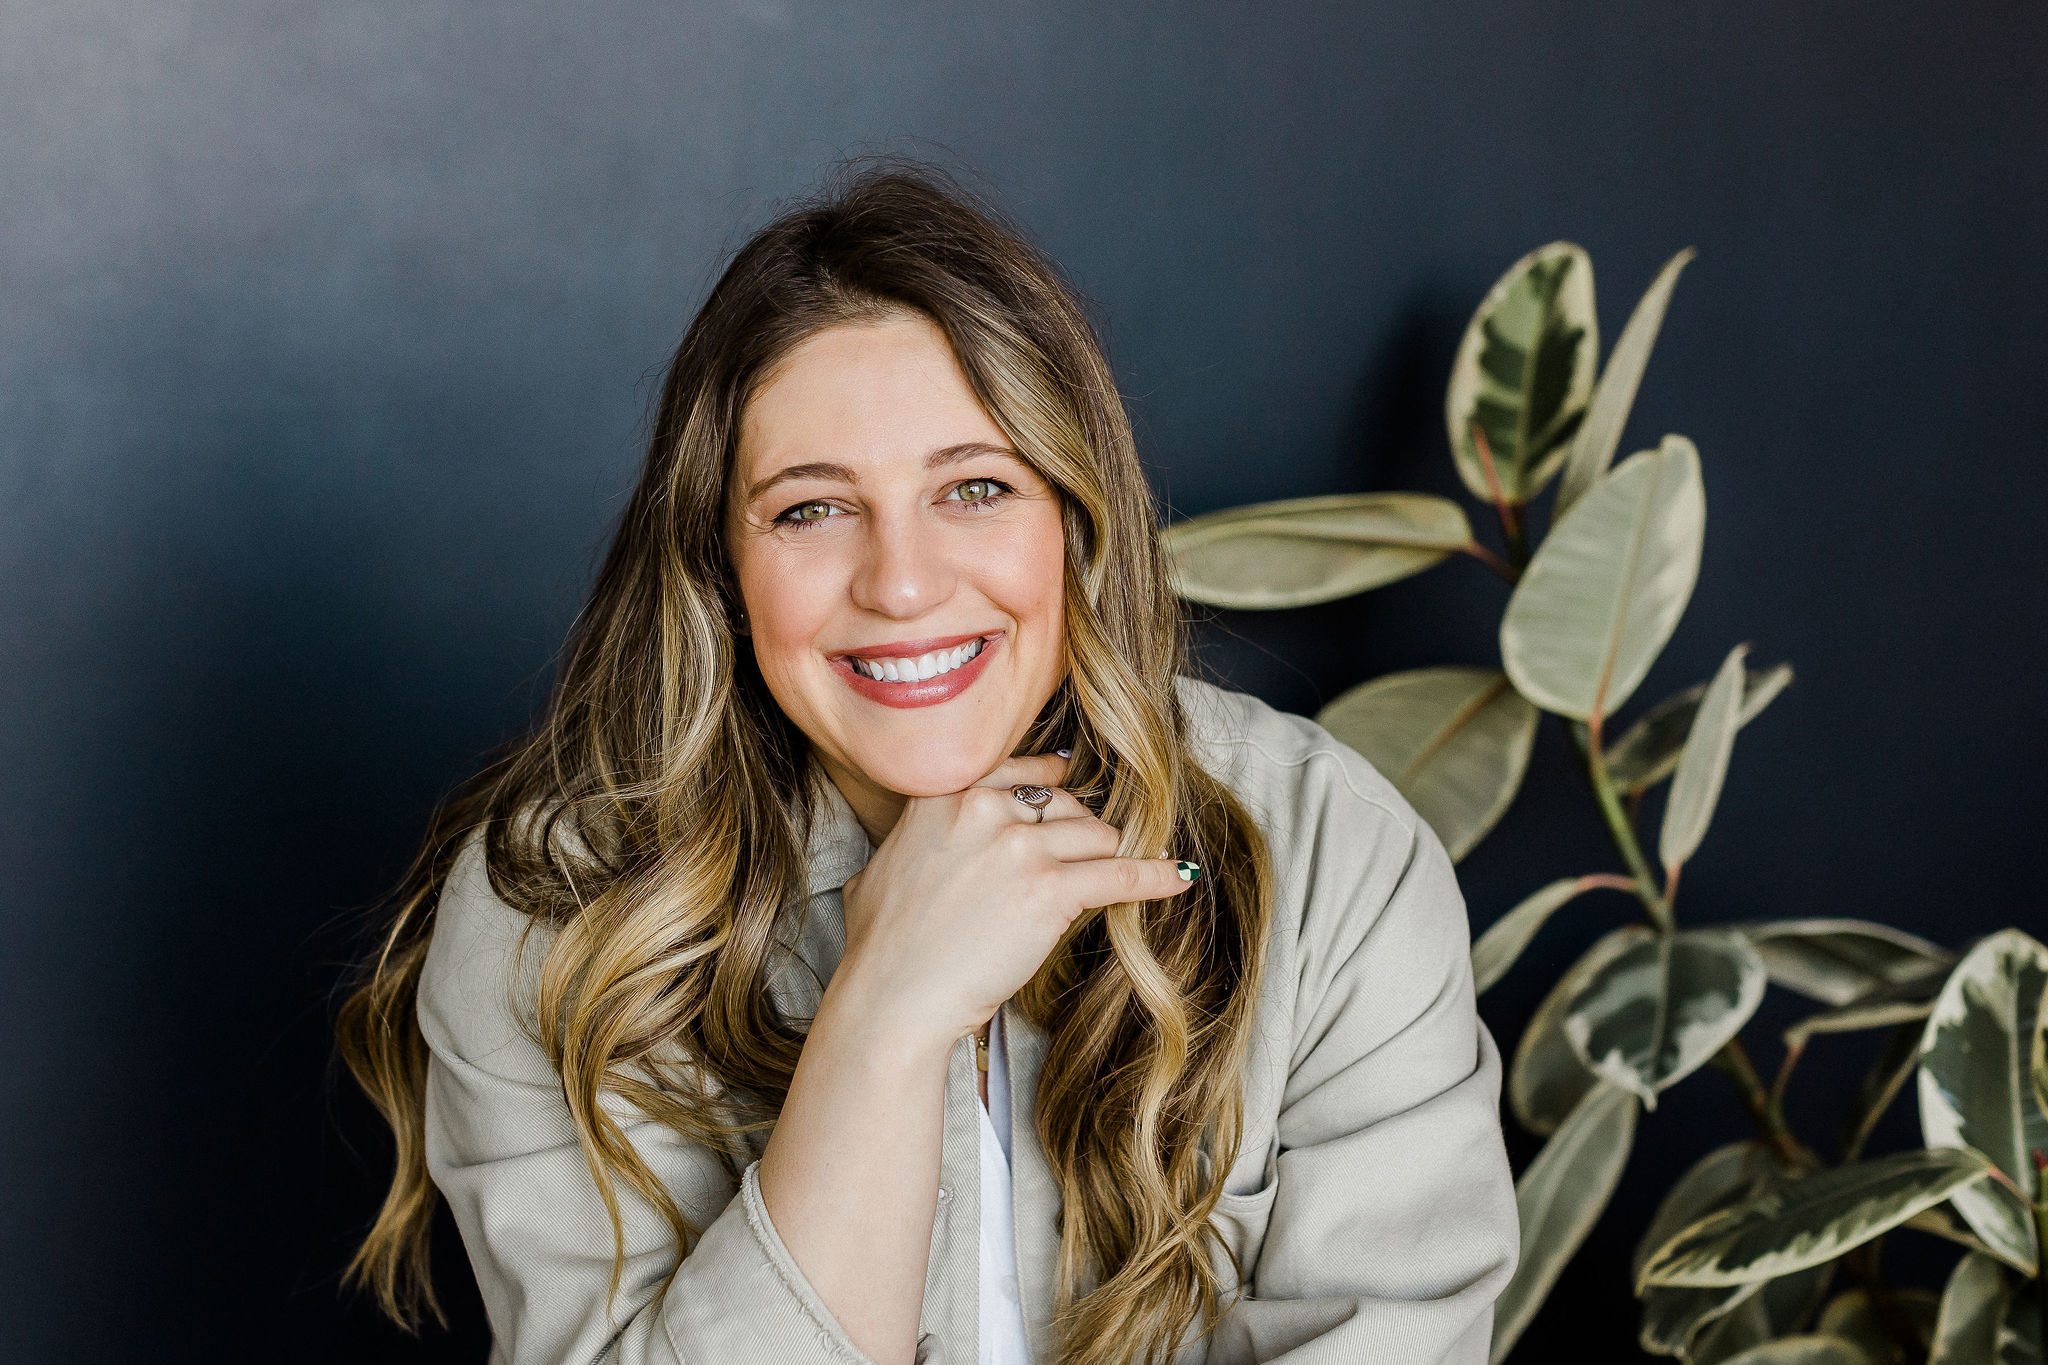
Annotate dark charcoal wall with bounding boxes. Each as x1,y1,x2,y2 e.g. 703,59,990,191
3,3,2042,1360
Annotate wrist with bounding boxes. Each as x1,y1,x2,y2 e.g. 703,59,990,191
815,964,964,1072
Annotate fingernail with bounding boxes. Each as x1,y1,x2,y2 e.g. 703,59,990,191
1176,861,1202,882
1055,748,1072,758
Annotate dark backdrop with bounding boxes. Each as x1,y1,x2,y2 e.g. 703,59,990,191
4,2,2043,1361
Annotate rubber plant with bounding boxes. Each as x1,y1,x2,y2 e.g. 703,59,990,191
1164,244,2048,1364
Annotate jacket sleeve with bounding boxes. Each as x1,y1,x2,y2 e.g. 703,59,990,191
417,834,885,1365
1204,752,1520,1365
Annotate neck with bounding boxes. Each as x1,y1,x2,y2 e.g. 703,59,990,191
815,748,908,849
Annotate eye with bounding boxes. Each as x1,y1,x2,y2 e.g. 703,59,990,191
773,499,842,529
944,478,1014,508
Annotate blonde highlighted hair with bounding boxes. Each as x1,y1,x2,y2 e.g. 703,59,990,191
336,159,1274,1365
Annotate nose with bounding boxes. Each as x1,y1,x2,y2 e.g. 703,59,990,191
847,504,957,619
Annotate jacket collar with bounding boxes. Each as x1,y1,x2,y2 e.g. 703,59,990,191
766,755,874,1021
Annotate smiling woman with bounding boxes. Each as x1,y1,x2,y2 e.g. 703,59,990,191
334,160,1518,1365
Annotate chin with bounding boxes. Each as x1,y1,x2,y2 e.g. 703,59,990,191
848,731,1010,798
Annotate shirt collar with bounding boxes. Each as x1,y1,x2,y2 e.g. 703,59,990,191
800,752,873,895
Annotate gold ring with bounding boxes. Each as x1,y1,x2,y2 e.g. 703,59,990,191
1011,784,1055,823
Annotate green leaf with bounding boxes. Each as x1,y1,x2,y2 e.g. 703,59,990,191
1817,1287,1940,1363
1712,1338,1879,1365
1640,1147,1992,1289
1929,1252,2008,1365
1634,1143,1779,1356
1316,667,1538,862
1918,928,2048,1263
1446,242,1599,504
1659,642,1749,872
1510,925,1654,1136
1743,919,1955,1008
1488,1080,1637,1365
1161,492,1474,609
1555,248,1696,519
1561,927,1768,1107
1473,876,1628,995
1605,663,1794,795
1499,436,1706,722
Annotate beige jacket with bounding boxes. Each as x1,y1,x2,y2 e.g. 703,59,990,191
418,675,1520,1365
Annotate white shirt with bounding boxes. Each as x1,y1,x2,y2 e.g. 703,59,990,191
977,1005,1032,1365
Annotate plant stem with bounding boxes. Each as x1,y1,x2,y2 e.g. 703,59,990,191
1459,540,1517,584
1843,1237,1928,1363
1711,1040,1815,1172
1468,425,1532,572
1583,724,1667,927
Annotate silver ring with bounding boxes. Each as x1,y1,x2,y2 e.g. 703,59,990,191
1011,784,1054,823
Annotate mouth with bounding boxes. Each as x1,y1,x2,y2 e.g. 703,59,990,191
832,631,1002,709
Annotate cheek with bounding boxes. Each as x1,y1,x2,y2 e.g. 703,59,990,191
984,510,1067,647
735,542,839,684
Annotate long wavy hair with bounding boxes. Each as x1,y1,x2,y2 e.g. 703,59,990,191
336,159,1274,1365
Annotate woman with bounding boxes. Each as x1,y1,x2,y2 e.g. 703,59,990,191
337,162,1518,1365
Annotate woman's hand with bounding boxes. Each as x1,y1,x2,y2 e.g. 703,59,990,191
832,751,1195,1047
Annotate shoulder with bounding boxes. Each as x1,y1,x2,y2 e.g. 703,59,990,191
1173,673,1470,986
416,825,560,1083
1175,672,1422,840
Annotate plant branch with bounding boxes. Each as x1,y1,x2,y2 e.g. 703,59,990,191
1469,425,1530,570
1459,540,1517,583
1842,1238,1929,1363
1712,1039,1816,1173
1583,724,1667,926
1769,1036,1806,1117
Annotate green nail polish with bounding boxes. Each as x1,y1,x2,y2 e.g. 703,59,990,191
1177,861,1202,882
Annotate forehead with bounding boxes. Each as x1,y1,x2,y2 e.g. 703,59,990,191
736,314,1009,478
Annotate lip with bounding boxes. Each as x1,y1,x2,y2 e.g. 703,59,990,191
831,631,1003,709
836,631,993,661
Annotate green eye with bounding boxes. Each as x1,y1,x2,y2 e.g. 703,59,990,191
780,500,836,524
950,479,1008,504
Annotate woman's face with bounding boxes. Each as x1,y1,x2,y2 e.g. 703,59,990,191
727,312,1068,831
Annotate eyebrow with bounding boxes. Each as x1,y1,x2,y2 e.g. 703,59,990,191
742,441,1023,506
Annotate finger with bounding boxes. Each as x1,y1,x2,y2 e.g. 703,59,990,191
963,781,1092,827
1021,814,1122,863
1062,856,1201,910
973,752,1070,791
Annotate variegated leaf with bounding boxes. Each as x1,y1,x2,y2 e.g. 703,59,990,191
1690,1266,1837,1365
1446,242,1598,504
1604,663,1794,795
1712,1336,1878,1365
1561,928,1767,1107
1918,928,2048,1264
1473,876,1626,996
1555,248,1696,518
1659,642,1749,873
1929,1252,2008,1365
1634,1142,1778,1357
1488,1081,1636,1365
1317,667,1538,862
1161,492,1474,609
1742,919,1954,1008
1499,437,1706,722
1510,926,1654,1136
1783,972,1944,1051
1640,1147,1992,1289
1817,1287,1940,1363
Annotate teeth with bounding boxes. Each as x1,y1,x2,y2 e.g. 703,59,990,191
852,637,986,682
